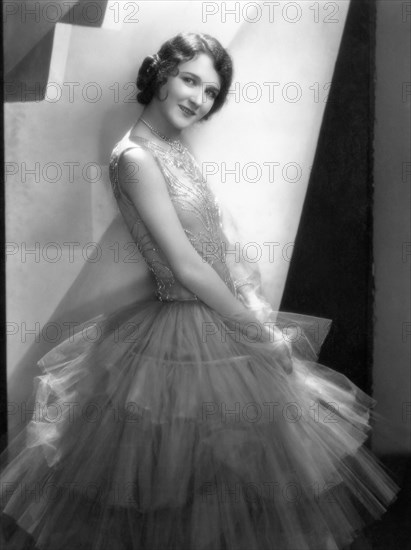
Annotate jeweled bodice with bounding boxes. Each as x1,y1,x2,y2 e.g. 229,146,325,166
109,131,236,302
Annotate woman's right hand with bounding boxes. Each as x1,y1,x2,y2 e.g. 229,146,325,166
219,309,293,375
261,323,293,375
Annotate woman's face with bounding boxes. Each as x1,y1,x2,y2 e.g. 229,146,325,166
156,53,221,130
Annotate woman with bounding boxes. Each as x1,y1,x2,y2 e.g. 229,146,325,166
1,32,399,550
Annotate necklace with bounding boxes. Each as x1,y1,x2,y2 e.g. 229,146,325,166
137,117,199,181
140,118,186,155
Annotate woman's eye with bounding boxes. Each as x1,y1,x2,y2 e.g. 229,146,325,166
182,76,195,85
206,89,217,100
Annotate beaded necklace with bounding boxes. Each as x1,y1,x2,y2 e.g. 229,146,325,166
140,118,187,155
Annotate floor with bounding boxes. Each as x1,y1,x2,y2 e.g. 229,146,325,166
349,455,411,550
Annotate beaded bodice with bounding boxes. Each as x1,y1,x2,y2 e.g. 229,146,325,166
109,130,236,302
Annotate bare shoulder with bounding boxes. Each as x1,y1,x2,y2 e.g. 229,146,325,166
118,145,165,195
118,145,156,178
118,145,168,202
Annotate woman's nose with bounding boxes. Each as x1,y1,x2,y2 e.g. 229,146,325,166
188,86,203,107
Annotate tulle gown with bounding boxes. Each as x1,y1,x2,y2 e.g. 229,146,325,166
1,129,399,550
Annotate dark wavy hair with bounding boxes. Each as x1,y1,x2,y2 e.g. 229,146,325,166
136,33,233,120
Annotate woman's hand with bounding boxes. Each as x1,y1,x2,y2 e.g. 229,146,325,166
237,286,272,323
237,286,293,374
261,324,293,375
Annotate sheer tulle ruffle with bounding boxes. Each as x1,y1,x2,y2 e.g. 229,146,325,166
1,299,399,550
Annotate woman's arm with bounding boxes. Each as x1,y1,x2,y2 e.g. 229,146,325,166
118,147,273,341
218,212,273,323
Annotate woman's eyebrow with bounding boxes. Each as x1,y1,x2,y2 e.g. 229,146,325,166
181,71,221,92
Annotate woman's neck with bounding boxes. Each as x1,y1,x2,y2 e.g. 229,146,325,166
137,104,182,142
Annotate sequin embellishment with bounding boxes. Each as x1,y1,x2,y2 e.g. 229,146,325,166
109,133,236,302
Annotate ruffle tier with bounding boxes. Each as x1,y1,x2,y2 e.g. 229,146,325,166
1,298,399,550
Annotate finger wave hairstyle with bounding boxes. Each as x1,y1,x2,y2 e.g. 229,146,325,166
136,33,233,120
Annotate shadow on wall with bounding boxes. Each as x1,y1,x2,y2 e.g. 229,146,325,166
5,0,109,102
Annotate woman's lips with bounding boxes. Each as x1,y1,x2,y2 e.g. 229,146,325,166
178,105,196,116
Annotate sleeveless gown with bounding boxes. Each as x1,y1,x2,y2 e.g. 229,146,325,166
0,130,399,550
